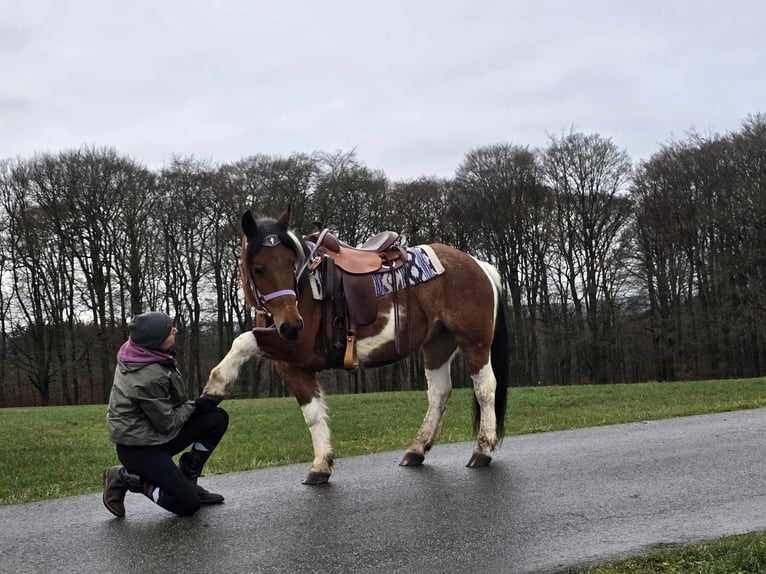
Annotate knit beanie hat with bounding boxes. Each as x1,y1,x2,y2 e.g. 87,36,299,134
129,311,174,350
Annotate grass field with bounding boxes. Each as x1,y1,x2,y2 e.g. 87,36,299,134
1,377,765,573
2,377,764,505
578,530,766,574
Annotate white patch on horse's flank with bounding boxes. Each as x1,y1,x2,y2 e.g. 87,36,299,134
301,392,332,472
472,257,501,318
356,307,402,362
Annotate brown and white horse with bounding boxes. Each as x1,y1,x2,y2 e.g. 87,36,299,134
203,207,509,484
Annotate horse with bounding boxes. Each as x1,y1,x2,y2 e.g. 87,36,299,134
202,206,509,485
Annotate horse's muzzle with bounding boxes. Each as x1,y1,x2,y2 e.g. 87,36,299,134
279,318,304,341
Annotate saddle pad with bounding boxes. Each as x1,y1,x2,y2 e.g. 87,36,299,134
308,245,445,300
371,245,445,297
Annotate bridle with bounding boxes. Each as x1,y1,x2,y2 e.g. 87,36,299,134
246,233,311,318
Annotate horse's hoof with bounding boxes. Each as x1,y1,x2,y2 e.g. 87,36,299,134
399,452,425,466
302,471,331,485
466,452,492,468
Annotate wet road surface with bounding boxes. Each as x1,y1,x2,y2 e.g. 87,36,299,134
1,408,765,573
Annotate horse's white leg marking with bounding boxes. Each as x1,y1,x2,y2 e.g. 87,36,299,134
203,332,262,397
471,257,501,456
356,307,402,363
472,361,498,455
301,392,334,475
408,355,455,457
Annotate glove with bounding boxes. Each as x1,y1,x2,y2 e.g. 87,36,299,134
194,394,222,413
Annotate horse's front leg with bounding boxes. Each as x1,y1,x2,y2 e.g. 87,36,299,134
203,331,263,398
275,362,335,485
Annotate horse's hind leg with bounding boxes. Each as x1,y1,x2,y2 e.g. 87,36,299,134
464,352,497,467
400,333,456,467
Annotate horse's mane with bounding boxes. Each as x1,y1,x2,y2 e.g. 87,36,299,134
240,235,257,308
240,217,306,309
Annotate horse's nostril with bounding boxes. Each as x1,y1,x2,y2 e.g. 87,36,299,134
279,322,302,341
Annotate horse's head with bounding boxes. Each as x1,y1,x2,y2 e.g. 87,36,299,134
240,206,305,341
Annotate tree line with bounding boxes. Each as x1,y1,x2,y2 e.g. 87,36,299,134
1,113,764,406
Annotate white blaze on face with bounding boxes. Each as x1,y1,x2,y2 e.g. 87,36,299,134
356,307,402,363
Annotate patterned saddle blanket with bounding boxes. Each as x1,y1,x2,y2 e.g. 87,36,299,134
308,244,445,300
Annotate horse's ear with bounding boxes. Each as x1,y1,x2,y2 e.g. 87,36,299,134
276,205,291,231
242,210,257,238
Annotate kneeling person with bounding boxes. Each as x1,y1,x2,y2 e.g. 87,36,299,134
104,311,228,517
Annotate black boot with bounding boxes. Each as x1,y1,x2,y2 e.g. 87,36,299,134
179,451,224,504
103,466,143,517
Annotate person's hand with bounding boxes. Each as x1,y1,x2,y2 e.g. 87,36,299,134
194,394,222,413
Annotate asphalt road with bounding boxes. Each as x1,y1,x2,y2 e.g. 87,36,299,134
2,408,766,574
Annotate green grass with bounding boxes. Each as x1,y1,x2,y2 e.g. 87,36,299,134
1,377,764,506
577,531,766,573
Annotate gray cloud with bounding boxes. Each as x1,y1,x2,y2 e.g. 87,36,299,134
2,0,765,179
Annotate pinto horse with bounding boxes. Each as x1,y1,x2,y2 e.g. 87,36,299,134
203,207,509,484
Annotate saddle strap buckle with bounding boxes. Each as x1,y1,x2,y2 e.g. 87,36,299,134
308,255,323,272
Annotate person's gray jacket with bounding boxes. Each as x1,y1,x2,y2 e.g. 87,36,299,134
107,359,195,446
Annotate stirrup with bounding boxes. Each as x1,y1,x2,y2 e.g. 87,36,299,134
343,334,358,370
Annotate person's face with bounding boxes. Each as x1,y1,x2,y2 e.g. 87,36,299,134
159,325,178,351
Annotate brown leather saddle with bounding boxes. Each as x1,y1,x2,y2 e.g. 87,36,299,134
308,229,408,369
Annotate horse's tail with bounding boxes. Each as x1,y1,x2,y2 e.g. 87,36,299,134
473,262,509,440
490,297,509,439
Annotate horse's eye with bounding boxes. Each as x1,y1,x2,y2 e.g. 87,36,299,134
252,266,265,276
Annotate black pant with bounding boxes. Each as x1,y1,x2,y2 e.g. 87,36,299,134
116,407,229,516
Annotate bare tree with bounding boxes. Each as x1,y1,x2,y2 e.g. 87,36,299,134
385,177,453,246
0,164,56,404
454,143,548,385
157,156,220,394
311,150,388,246
542,130,633,384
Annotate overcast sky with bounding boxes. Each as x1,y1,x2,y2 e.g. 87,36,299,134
3,1,765,180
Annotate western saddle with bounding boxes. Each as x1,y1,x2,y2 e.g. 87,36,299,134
307,228,408,369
